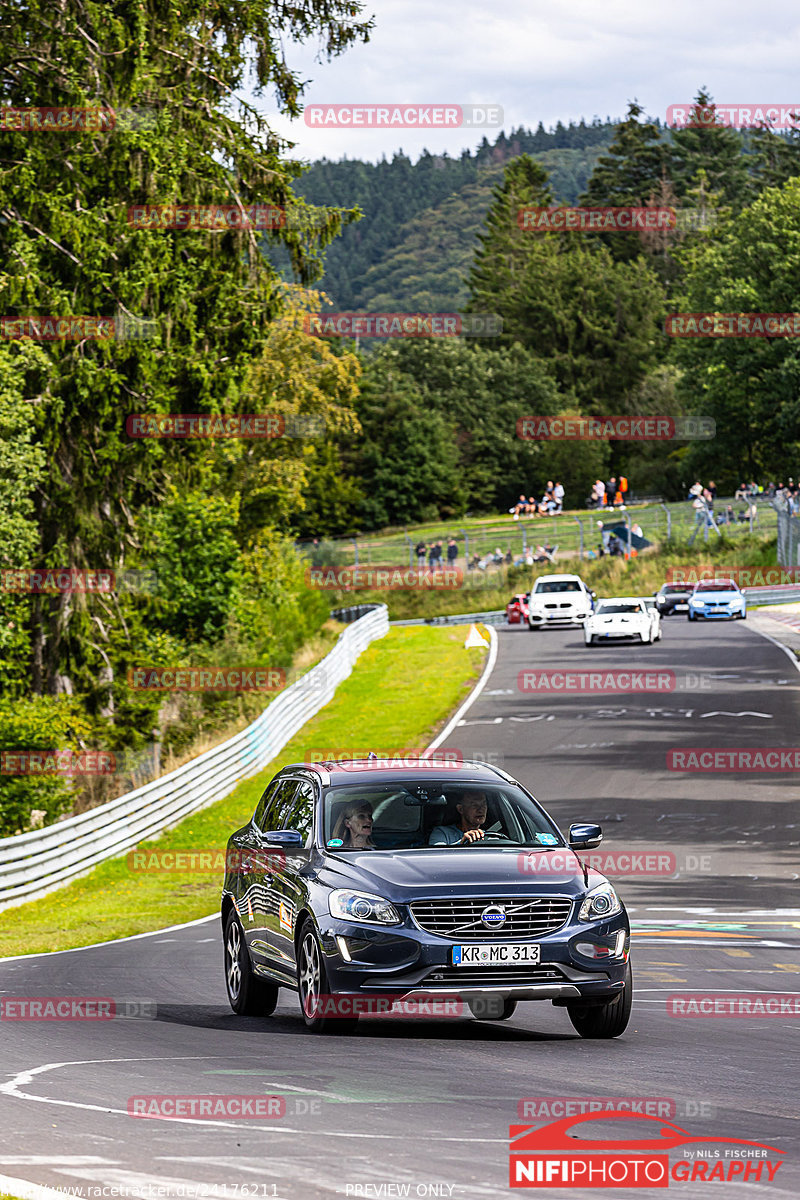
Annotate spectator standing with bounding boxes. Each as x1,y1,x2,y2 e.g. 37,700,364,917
447,537,458,567
707,480,717,502
606,476,618,507
415,540,426,567
427,543,437,569
553,481,565,512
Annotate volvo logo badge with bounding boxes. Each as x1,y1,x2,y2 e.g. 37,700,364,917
481,904,507,927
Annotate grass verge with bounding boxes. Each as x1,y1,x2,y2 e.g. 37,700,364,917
0,625,487,958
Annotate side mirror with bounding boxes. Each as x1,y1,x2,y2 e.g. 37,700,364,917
569,822,603,850
591,591,597,599
262,828,303,846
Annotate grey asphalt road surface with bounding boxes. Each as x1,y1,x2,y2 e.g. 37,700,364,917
1,617,798,1200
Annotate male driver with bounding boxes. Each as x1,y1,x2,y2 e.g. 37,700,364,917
429,791,489,846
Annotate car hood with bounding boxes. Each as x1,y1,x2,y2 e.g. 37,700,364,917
316,847,591,901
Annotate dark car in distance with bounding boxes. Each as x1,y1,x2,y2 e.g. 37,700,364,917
221,759,632,1037
654,581,695,615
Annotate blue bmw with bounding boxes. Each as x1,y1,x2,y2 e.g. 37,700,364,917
687,578,746,620
221,759,632,1036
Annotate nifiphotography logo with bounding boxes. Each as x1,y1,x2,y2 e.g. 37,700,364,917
509,1111,784,1188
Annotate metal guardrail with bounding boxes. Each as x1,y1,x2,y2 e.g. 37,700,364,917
391,610,508,628
391,586,800,630
0,604,389,912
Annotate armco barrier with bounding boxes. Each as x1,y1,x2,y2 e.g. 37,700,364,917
390,586,800,629
0,604,389,912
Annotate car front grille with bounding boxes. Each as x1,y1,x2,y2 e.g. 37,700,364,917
421,964,567,986
410,896,573,939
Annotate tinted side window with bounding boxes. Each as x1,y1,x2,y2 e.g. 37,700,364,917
253,779,282,830
255,778,300,832
285,780,315,843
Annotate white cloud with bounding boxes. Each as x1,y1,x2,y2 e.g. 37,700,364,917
249,0,800,163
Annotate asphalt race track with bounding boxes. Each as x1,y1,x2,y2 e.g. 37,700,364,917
1,618,799,1200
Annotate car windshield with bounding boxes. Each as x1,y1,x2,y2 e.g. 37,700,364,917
695,582,738,592
534,580,581,593
322,782,565,851
660,584,693,594
596,602,643,614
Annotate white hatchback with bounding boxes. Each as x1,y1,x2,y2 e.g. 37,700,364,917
584,597,661,646
527,573,595,630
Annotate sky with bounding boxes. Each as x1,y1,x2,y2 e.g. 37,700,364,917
252,0,800,164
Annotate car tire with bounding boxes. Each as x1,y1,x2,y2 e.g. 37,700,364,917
223,909,279,1017
740,610,747,620
687,612,695,621
297,919,359,1035
584,634,594,646
639,630,651,643
567,961,633,1039
468,997,518,1021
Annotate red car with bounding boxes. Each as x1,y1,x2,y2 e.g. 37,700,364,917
506,593,530,624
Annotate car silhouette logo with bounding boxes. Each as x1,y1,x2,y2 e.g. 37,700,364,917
481,905,507,927
509,1111,784,1155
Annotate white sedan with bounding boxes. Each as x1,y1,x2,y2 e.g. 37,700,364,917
584,597,661,646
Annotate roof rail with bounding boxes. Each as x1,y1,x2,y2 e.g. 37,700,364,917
282,761,331,786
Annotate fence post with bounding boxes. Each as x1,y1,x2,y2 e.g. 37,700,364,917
404,533,413,569
660,502,672,540
460,527,469,571
573,517,584,560
351,538,359,568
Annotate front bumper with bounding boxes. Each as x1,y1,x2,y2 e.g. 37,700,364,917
317,913,629,1003
529,610,590,627
689,604,744,619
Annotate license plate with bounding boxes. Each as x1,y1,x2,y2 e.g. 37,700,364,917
675,603,688,610
452,943,541,965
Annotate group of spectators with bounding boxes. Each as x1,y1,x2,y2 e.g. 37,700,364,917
687,480,757,527
415,537,459,569
586,475,629,508
510,481,565,518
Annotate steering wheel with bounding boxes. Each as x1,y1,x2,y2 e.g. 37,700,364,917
480,831,514,843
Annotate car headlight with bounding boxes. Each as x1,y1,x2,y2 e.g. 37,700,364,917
689,597,702,606
329,889,401,925
578,883,622,923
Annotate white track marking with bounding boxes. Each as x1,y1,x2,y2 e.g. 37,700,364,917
425,626,498,751
0,914,218,964
0,1056,504,1141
